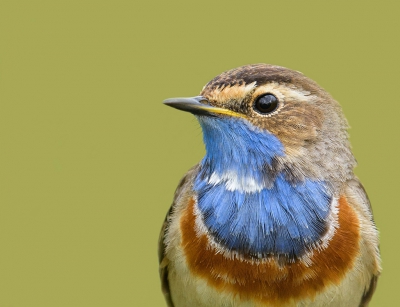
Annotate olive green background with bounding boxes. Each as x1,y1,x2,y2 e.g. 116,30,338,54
0,1,398,306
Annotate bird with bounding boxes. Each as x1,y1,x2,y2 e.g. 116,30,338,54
159,64,381,307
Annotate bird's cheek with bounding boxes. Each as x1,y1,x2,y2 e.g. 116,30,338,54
252,112,323,154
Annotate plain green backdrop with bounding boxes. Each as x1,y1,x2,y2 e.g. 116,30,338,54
0,1,398,306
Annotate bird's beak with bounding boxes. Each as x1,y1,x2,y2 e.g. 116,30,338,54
163,96,245,118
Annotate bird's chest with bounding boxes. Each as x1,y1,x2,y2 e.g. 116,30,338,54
194,172,331,259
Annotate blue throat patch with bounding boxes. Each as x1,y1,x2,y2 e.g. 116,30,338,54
194,116,332,258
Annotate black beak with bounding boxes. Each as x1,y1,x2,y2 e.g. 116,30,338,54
163,96,213,116
163,96,244,118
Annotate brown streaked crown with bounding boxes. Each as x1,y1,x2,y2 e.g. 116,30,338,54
201,64,324,97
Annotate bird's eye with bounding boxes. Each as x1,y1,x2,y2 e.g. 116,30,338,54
254,94,279,114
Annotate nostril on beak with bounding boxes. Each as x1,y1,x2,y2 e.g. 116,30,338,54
194,96,210,105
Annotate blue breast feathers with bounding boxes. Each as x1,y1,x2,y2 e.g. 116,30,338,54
194,116,332,258
195,175,331,258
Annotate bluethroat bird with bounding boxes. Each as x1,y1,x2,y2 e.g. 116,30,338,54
159,64,381,307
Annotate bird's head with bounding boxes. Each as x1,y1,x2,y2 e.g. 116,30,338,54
164,64,356,190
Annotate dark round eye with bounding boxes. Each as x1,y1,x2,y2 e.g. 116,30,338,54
254,94,279,114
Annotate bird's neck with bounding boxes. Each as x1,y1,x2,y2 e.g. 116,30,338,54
194,116,333,259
